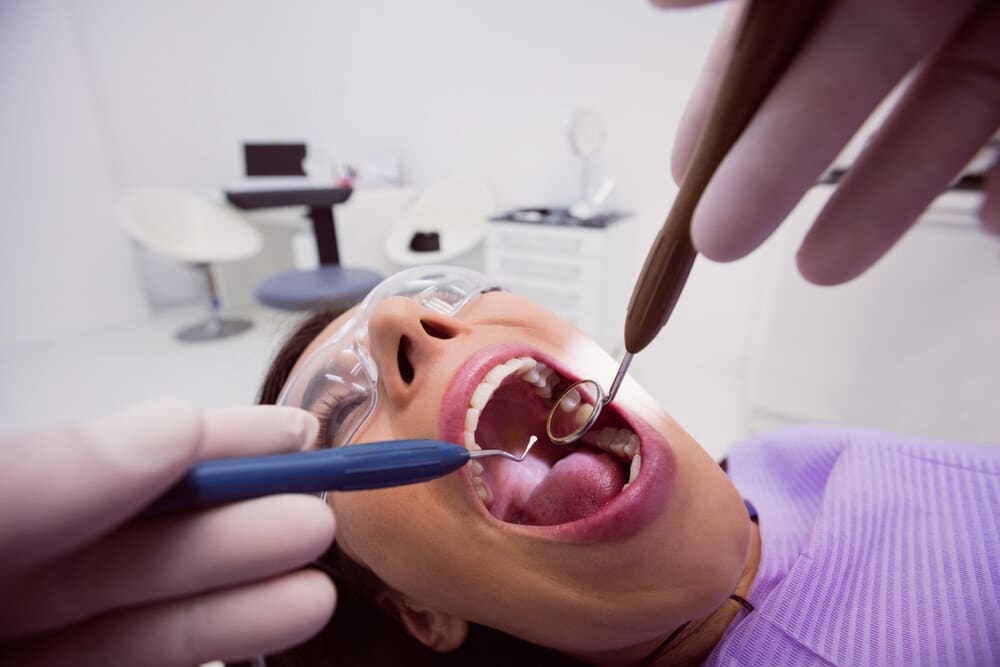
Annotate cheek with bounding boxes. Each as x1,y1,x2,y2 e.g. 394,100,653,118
351,403,439,442
645,419,751,612
330,483,548,629
330,483,482,594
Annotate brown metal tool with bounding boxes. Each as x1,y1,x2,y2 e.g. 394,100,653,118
546,0,832,445
625,0,832,353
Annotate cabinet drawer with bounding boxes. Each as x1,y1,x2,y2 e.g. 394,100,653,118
486,224,607,260
486,254,597,285
498,276,601,314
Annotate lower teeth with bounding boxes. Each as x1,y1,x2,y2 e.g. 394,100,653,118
628,453,642,484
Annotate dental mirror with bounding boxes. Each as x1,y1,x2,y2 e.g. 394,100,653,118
545,354,633,445
569,108,606,204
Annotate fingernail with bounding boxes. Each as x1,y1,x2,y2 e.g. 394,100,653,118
82,399,201,472
979,199,1000,236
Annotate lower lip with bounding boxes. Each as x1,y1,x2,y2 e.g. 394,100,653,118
440,344,676,543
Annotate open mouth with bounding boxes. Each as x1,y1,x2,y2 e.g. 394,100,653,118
455,354,643,527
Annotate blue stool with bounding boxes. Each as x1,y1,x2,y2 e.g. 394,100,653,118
226,186,384,312
255,264,383,311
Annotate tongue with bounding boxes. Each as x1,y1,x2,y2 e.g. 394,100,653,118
520,450,625,525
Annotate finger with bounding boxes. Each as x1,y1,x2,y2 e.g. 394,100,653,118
0,400,203,577
671,1,746,182
0,569,336,667
798,1,1000,284
691,0,979,261
0,494,335,639
980,153,1000,235
201,405,319,459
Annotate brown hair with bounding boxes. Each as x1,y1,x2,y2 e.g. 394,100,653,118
257,309,584,667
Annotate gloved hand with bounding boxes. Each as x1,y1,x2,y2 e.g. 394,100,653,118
0,400,336,667
654,0,1000,284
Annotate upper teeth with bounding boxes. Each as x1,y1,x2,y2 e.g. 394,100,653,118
467,357,557,412
462,356,642,507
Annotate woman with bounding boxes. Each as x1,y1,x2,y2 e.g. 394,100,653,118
258,266,999,666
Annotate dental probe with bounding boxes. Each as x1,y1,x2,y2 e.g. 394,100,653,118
141,436,537,517
548,0,833,444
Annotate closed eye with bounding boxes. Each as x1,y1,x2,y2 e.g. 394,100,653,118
313,393,369,449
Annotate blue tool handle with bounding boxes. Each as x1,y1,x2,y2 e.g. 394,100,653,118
141,439,470,516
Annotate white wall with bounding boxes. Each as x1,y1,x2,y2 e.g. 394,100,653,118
747,189,1000,445
70,0,723,217
0,0,148,349
66,0,730,281
64,0,738,342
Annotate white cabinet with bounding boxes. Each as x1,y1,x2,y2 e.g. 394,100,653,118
485,218,636,352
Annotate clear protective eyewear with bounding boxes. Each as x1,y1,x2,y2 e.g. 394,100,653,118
277,265,505,449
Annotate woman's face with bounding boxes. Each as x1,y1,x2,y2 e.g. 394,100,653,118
294,290,750,657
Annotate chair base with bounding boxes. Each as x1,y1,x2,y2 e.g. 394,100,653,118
177,317,253,342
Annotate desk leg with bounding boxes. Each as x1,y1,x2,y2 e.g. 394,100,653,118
308,206,340,265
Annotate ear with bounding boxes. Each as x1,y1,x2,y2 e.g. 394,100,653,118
388,596,468,652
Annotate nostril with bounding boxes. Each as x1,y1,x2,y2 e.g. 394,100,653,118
420,319,455,340
397,336,415,384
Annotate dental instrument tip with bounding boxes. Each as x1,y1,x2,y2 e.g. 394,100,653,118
520,435,538,461
469,435,538,463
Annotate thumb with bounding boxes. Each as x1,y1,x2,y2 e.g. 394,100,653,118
0,399,203,577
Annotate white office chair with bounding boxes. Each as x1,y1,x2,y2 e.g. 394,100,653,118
118,187,264,341
384,177,493,269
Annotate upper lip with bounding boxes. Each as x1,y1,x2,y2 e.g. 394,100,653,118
438,342,673,543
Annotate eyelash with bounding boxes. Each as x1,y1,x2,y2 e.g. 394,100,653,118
312,393,367,449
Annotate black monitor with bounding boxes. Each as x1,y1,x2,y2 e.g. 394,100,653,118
243,142,307,177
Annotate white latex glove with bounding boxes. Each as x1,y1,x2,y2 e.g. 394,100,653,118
655,0,1000,284
0,400,336,667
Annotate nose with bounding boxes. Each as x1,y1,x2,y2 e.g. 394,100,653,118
367,296,470,407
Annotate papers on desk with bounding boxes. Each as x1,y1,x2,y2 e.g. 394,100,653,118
225,176,332,193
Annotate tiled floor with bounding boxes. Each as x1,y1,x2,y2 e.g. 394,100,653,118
0,304,747,461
